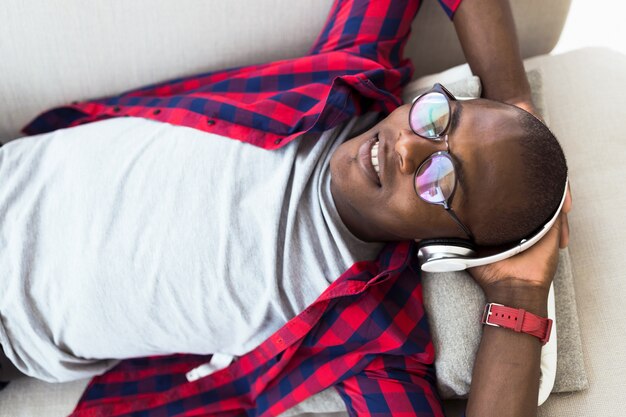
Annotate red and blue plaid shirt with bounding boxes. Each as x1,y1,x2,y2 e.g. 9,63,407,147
25,0,466,415
71,241,443,417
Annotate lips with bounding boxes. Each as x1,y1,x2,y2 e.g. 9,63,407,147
358,136,381,186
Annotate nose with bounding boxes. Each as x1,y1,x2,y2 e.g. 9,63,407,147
394,129,443,175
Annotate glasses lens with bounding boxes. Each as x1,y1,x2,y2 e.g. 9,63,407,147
415,153,456,204
410,92,450,139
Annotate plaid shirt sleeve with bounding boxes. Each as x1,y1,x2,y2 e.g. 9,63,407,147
309,0,462,55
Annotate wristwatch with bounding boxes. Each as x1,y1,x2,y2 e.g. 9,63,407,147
481,303,553,345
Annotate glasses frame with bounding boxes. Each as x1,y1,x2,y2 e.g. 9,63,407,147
410,83,475,241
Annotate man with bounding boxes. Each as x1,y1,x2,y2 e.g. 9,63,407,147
3,0,568,415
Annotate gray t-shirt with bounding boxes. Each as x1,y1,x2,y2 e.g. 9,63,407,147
0,115,383,382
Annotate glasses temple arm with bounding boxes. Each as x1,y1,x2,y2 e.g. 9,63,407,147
445,207,475,241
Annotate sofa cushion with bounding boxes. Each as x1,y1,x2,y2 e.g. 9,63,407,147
441,47,626,417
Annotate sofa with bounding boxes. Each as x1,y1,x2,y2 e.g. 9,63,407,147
1,0,625,416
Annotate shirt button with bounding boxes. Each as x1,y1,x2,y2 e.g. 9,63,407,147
207,119,215,125
113,106,121,112
274,139,282,145
153,109,161,115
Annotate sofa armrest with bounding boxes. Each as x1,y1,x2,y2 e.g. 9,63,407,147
0,0,571,141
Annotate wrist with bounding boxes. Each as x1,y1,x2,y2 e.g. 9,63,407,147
485,281,549,317
482,83,532,107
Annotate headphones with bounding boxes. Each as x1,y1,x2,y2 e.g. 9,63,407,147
417,179,569,272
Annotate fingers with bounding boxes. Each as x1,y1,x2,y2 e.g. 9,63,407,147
559,213,570,249
513,100,543,122
559,183,572,248
543,211,562,250
526,209,562,256
563,183,573,214
535,213,563,277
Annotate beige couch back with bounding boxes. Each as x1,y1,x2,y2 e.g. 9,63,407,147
0,0,571,140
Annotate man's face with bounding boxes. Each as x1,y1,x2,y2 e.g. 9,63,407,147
329,98,528,243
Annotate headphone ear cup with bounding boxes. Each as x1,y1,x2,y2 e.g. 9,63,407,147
416,238,477,270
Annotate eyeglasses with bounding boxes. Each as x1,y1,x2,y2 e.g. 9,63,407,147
409,83,474,241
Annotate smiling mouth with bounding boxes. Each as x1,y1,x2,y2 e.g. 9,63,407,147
371,139,380,179
358,136,382,186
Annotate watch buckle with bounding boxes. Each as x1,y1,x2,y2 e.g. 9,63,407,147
481,302,503,327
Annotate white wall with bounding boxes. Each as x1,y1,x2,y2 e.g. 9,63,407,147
552,0,626,55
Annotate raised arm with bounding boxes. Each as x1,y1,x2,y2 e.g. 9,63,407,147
466,194,571,417
452,0,534,114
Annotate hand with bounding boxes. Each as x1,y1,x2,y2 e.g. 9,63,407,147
468,192,571,300
559,183,572,248
510,97,543,122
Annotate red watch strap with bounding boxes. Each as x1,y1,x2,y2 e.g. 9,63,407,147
482,303,553,345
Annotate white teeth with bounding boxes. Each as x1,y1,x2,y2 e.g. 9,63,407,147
371,140,380,178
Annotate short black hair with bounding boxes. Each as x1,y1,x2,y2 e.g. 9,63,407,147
477,109,568,246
